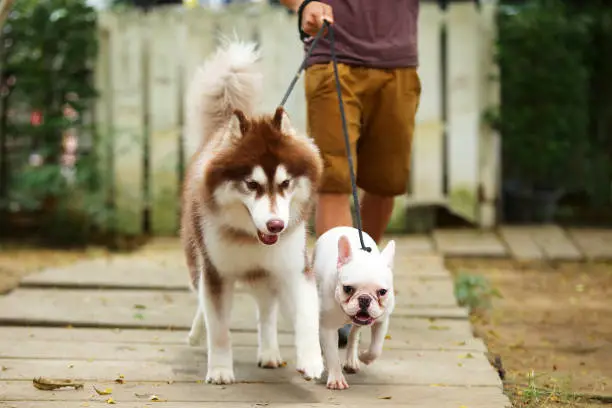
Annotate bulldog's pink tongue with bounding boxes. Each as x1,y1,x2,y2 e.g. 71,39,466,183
258,231,279,245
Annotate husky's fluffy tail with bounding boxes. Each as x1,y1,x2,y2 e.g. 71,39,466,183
184,40,262,150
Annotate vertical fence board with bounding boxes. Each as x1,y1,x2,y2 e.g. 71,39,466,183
258,7,306,132
110,11,146,235
445,2,481,224
93,13,114,233
478,0,501,228
182,8,216,161
147,10,182,236
410,2,445,205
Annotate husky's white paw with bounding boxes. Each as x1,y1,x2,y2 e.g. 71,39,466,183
257,348,285,369
358,349,380,366
343,355,360,374
205,367,235,385
296,354,324,381
326,372,349,390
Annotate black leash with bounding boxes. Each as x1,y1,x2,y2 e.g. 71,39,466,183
279,21,371,253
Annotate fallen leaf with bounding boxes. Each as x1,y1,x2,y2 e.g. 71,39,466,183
384,334,392,340
133,313,144,320
428,325,450,331
158,348,166,352
106,397,116,404
93,386,113,395
458,363,463,367
1,366,8,371
114,375,125,384
81,403,90,407
68,364,74,369
455,341,467,346
33,377,84,391
460,353,474,359
133,304,147,309
378,396,392,400
150,395,167,402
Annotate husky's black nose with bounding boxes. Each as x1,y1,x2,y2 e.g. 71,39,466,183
358,295,371,310
266,219,285,234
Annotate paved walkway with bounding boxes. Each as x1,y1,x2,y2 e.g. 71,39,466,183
0,238,510,408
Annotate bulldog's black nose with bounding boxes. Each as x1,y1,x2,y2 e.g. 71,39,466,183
358,296,371,310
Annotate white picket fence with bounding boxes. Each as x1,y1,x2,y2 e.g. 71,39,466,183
94,2,500,236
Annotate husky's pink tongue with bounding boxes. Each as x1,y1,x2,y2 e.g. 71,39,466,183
258,231,279,245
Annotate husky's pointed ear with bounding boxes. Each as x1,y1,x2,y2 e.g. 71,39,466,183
229,109,250,137
337,235,353,268
380,239,396,270
272,106,295,135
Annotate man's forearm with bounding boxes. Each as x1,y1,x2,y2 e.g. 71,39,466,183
279,0,303,12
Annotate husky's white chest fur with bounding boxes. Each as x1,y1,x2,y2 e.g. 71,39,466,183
204,222,307,279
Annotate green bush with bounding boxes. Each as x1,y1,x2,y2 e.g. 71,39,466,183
496,0,592,191
0,0,109,243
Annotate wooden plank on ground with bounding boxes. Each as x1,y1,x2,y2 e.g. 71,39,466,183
110,11,147,235
499,225,582,261
566,228,612,260
146,9,182,236
0,349,500,386
19,253,451,290
0,322,486,353
411,2,445,204
0,382,510,407
384,235,436,255
0,288,467,331
498,226,543,260
433,229,507,257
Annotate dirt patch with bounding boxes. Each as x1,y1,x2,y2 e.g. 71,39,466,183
446,258,612,407
0,243,109,294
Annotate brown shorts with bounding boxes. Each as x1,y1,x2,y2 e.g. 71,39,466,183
304,62,421,196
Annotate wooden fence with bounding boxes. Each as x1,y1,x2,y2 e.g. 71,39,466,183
94,1,500,236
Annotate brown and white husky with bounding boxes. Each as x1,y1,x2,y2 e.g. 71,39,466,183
180,40,324,385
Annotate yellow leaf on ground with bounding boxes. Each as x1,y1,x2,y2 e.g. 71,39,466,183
93,386,113,395
106,397,116,404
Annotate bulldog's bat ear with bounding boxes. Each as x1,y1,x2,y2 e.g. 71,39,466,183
337,235,353,268
380,239,396,270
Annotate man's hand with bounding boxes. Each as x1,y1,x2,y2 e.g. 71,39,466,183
301,1,334,37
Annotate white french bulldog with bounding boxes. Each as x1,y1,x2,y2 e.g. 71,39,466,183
312,226,396,390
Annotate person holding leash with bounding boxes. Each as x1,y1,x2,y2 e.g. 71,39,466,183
278,0,421,347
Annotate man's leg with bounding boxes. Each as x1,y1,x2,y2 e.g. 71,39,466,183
315,194,352,237
357,66,421,241
360,193,395,244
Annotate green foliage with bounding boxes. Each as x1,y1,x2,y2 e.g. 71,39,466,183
0,0,109,241
495,0,592,190
454,273,502,312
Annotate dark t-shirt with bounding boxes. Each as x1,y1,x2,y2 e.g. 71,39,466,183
304,0,420,69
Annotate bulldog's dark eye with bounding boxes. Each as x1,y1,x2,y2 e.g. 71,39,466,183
343,285,354,295
245,180,259,191
378,289,388,297
279,179,291,189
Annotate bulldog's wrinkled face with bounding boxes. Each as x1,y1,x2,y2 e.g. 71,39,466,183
334,235,395,326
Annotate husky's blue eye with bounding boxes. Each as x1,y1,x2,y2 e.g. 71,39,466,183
378,289,388,297
343,285,354,295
